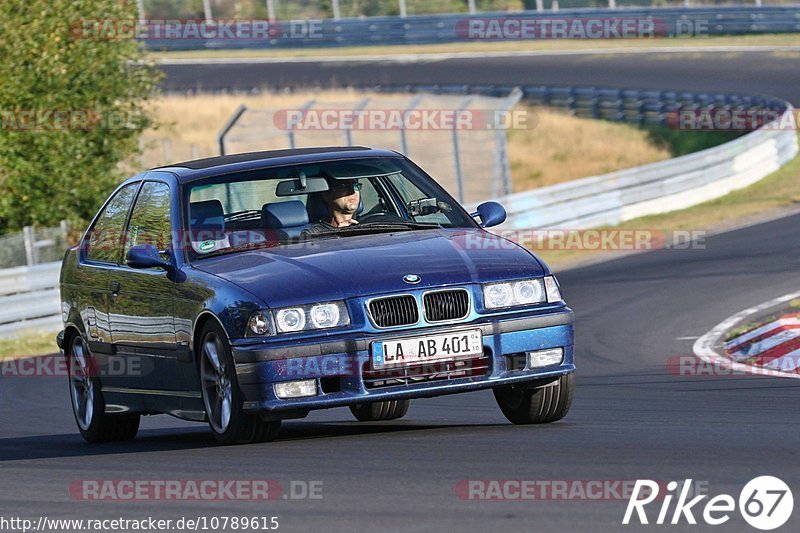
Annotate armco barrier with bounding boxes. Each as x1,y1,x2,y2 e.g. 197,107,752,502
0,262,61,336
142,6,800,51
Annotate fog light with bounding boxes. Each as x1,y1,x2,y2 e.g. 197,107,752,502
527,348,564,368
274,379,317,399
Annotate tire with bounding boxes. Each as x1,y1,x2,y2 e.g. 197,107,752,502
493,373,575,425
67,335,140,443
199,322,280,445
349,400,410,422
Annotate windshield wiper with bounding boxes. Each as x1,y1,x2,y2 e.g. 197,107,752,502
196,239,281,259
307,222,440,239
224,210,262,222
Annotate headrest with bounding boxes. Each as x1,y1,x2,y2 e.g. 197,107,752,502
190,200,224,230
261,200,310,229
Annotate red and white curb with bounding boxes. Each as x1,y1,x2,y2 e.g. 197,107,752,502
725,313,800,372
693,291,800,379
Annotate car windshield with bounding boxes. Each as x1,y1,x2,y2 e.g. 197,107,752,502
186,157,476,260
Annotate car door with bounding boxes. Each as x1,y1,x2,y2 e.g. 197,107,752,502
107,178,180,391
75,182,140,362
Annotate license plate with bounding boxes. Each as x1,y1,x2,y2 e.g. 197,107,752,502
372,329,483,369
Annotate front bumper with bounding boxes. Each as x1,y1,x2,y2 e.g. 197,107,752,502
232,309,575,415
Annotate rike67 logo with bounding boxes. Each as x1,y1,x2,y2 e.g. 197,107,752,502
623,477,793,530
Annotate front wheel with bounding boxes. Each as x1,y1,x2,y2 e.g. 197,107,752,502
493,373,574,425
199,322,280,445
68,335,140,443
349,400,410,422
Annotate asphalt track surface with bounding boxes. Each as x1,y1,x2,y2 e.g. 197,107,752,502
1,51,799,532
160,50,800,104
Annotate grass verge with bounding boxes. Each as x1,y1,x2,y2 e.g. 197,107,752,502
0,330,59,360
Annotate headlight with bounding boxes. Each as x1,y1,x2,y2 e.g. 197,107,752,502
276,308,306,333
310,303,341,328
482,278,546,309
248,311,272,335
273,301,350,334
544,275,562,303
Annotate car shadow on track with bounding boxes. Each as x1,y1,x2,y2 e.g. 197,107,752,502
0,421,516,461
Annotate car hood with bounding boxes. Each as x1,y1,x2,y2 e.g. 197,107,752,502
192,228,545,308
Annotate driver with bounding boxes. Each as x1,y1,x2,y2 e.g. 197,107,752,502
302,178,362,237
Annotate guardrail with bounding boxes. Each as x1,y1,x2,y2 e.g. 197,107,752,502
0,262,61,336
144,6,800,50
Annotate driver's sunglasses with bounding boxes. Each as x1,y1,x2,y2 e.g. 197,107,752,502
330,181,362,193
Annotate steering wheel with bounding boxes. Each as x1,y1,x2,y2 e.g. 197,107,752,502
357,212,406,224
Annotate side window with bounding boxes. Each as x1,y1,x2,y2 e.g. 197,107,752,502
85,183,139,264
358,178,383,214
386,174,452,225
123,182,172,262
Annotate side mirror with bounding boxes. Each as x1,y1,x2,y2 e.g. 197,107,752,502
472,201,507,228
126,244,173,270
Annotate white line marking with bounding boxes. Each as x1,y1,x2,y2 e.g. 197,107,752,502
155,45,800,66
676,336,699,340
693,291,800,380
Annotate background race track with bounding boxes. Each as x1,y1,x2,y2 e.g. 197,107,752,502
1,51,799,532
161,50,800,104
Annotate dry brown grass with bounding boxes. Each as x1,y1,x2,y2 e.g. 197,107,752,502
141,92,669,190
508,106,670,191
140,90,366,166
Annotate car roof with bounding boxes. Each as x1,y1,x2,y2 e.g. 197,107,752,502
150,146,404,183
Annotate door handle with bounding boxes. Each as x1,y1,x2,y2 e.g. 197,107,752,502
110,281,121,296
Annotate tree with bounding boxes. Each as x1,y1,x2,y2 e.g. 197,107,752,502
0,0,162,232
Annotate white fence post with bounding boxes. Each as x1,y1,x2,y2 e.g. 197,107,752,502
136,0,146,24
23,226,37,266
399,0,407,18
202,0,213,24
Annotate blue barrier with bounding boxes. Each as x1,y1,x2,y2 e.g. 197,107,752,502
141,6,800,51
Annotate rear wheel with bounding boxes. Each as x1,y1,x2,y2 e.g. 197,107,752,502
67,335,140,443
349,400,410,422
199,322,280,445
493,373,575,425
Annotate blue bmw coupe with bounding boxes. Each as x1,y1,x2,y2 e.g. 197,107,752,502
58,147,575,445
